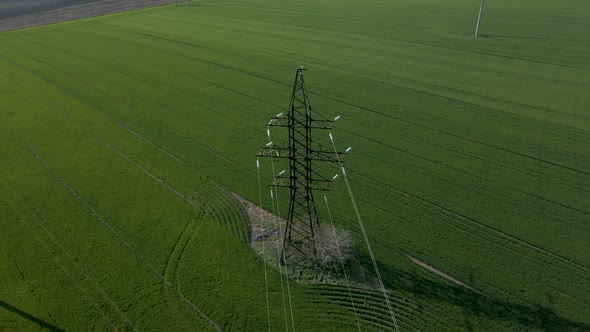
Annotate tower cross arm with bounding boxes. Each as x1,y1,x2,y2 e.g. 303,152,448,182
257,145,290,159
310,149,345,162
268,117,289,127
310,119,335,129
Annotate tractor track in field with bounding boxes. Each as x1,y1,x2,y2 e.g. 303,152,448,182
18,36,248,129
46,97,197,209
12,27,590,179
359,120,590,196
7,34,589,263
129,31,216,51
1,53,246,200
26,49,254,242
3,44,254,176
96,136,196,207
318,51,590,118
352,126,590,216
167,65,285,111
313,92,590,177
362,180,590,283
206,180,250,242
116,122,183,163
25,208,128,328
345,127,590,218
56,29,588,177
405,254,482,295
340,126,590,218
348,169,590,279
118,35,590,175
234,195,460,331
47,77,251,242
30,40,584,320
339,173,590,291
134,32,590,124
5,54,231,330
369,34,590,71
359,197,590,308
32,26,285,128
362,193,590,305
341,102,590,182
396,102,590,156
2,157,133,330
246,43,590,143
169,128,255,176
25,31,587,207
27,32,590,207
162,207,205,326
301,283,462,331
23,142,223,331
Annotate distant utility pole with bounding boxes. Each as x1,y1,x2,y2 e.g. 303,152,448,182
474,0,485,37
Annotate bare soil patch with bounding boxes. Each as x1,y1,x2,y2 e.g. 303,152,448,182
0,0,174,32
406,253,487,296
232,192,379,286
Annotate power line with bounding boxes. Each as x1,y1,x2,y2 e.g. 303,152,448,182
323,194,362,331
267,128,297,332
269,188,290,332
256,158,272,331
328,131,401,332
475,0,485,37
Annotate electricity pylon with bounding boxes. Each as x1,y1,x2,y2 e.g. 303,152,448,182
259,67,343,265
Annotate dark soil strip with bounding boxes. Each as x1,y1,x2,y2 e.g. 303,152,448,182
0,0,174,32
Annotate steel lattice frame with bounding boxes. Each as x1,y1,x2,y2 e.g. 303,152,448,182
259,68,342,264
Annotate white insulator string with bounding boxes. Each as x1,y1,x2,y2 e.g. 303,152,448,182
323,194,362,331
257,158,272,331
328,131,400,332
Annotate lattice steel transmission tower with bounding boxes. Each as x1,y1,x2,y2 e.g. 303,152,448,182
259,67,342,264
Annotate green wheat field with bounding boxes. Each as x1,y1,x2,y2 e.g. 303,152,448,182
1,0,589,330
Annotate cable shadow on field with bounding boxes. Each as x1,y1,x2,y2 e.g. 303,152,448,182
0,300,64,332
356,255,590,331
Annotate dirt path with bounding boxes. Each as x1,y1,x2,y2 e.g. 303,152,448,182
405,253,486,296
0,0,174,32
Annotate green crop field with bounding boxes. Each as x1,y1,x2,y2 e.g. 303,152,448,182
1,0,589,330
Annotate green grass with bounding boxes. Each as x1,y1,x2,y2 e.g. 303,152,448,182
1,0,589,330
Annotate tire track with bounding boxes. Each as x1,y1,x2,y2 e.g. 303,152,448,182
12,29,590,180
1,54,236,211
349,169,590,275
1,51,254,177
133,33,590,126
115,122,183,163
369,34,590,71
19,37,247,128
367,122,590,195
314,92,590,176
48,80,253,247
96,136,196,206
344,127,590,217
23,142,222,332
0,180,124,331
23,40,590,186
162,207,203,326
357,179,590,286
